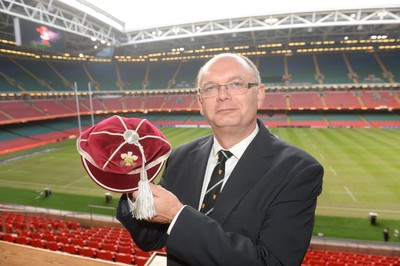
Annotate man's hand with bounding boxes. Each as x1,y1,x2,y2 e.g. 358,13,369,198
132,183,184,224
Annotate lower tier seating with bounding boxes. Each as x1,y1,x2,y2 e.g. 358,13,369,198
0,212,399,265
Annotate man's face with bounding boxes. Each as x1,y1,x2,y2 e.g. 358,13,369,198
197,55,265,133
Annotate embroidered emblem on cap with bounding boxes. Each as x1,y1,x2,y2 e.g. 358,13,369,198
120,151,138,167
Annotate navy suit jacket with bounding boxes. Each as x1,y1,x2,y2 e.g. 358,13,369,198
117,119,323,265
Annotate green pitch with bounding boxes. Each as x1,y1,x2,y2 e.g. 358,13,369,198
272,127,400,220
0,127,399,242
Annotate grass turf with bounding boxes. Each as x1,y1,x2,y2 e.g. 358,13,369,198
0,127,399,242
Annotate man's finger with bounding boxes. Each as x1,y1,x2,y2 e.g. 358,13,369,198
131,191,139,200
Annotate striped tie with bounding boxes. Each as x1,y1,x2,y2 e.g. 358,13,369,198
200,150,233,216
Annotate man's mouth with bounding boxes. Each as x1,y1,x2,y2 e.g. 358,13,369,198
217,107,235,113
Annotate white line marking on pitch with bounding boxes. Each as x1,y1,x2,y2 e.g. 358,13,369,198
62,176,87,188
318,206,400,215
344,186,357,202
329,166,337,176
312,144,317,150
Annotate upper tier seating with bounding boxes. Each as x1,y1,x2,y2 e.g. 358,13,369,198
316,53,351,84
1,51,398,92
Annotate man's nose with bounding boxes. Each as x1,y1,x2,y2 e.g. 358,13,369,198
217,85,231,100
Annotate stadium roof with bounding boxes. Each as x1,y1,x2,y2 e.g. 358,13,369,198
82,0,400,31
0,0,400,57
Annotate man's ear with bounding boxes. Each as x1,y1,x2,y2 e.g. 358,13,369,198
196,93,204,116
256,84,266,109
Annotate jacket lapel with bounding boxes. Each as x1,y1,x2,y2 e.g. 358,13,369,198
181,136,213,209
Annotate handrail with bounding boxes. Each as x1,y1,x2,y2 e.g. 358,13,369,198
87,205,116,224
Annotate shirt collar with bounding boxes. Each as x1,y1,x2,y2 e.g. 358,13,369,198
212,124,259,160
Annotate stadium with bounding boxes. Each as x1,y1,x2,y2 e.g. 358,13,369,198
0,0,399,265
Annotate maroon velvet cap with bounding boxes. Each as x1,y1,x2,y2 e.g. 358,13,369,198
77,115,171,193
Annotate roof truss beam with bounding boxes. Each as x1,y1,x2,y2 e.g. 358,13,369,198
121,8,400,46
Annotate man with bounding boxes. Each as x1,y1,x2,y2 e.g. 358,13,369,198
117,53,324,265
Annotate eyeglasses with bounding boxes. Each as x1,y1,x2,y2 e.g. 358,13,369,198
198,81,259,98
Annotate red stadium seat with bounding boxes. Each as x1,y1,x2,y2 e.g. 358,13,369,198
86,240,102,249
134,255,150,266
96,250,115,261
12,221,26,231
107,233,120,240
5,223,14,233
118,245,133,255
90,235,106,243
103,238,118,246
78,247,96,258
305,259,326,266
115,253,134,264
2,234,16,243
18,231,30,237
15,236,30,245
43,234,56,242
66,221,80,230
60,244,77,255
119,236,133,244
30,239,45,248
57,236,70,244
71,238,85,247
30,232,42,240
325,261,342,266
102,243,117,252
45,241,60,251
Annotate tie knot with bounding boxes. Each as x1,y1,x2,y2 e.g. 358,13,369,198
217,150,233,163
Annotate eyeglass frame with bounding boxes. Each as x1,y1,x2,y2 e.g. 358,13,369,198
197,81,260,98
